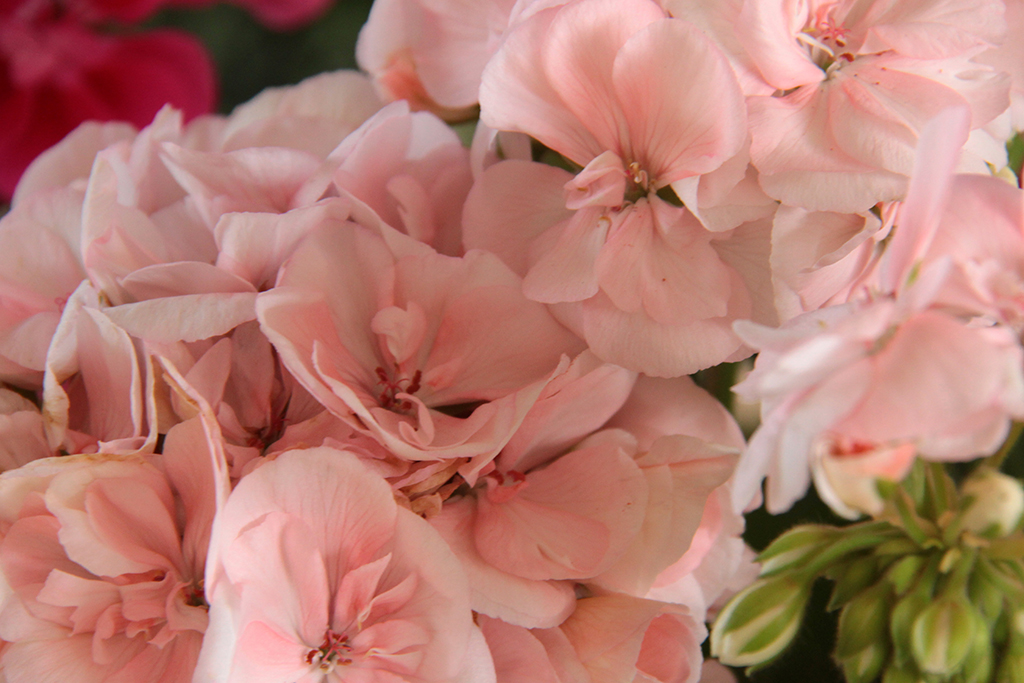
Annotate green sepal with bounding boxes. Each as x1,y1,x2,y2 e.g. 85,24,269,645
886,554,929,597
840,640,890,683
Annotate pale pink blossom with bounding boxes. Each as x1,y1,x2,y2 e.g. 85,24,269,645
0,415,222,683
217,70,383,158
977,0,1024,131
356,0,517,119
714,0,1010,211
468,0,776,374
0,186,86,388
329,102,474,256
479,593,706,683
196,447,489,683
257,218,583,473
0,389,52,471
430,365,740,629
732,294,1024,515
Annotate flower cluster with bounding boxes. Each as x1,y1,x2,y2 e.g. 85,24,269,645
1,0,1024,681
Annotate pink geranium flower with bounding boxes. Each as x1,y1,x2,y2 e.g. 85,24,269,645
0,415,222,683
196,447,488,683
717,0,1010,211
257,218,583,473
469,0,767,375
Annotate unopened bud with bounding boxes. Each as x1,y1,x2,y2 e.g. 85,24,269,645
882,664,922,683
840,641,889,683
997,629,1024,683
758,524,836,577
959,614,994,683
885,554,927,597
836,583,891,661
827,555,883,610
961,469,1024,538
710,576,811,667
911,598,977,675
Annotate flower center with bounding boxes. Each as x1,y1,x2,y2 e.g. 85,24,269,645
305,628,353,672
375,366,422,412
797,3,854,70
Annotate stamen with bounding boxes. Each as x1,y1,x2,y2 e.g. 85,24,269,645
305,629,353,670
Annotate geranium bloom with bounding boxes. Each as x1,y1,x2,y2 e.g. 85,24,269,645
0,416,220,683
356,0,517,119
479,594,707,683
196,447,488,683
469,0,768,375
721,0,1010,211
257,218,583,471
732,294,1024,515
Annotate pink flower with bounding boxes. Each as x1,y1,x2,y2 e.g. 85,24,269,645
0,415,221,683
330,102,474,256
257,217,583,472
732,295,1024,515
196,447,488,683
356,0,517,119
722,0,1010,211
468,0,771,375
479,593,706,683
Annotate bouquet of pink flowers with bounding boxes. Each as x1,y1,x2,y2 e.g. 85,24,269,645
1,0,1023,681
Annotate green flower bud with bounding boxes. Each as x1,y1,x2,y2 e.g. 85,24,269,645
997,628,1024,683
958,613,994,683
881,664,922,683
961,469,1024,538
828,554,884,611
758,524,837,577
711,575,811,667
970,559,1010,625
911,598,978,675
840,640,889,683
890,558,940,667
836,582,892,660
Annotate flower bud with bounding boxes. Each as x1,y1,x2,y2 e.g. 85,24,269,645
910,598,977,675
836,582,892,661
840,642,889,683
881,664,922,683
710,576,811,667
885,554,927,597
757,524,836,577
827,554,883,610
959,614,994,683
997,629,1024,683
961,469,1024,538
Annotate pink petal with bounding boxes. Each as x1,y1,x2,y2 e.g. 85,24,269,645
430,498,576,628
475,440,647,580
613,18,746,182
462,160,574,277
479,5,604,164
102,293,258,344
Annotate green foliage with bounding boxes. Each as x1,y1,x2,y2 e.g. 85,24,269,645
712,460,1024,683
